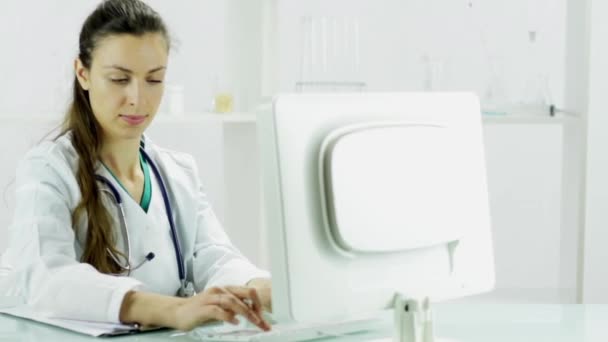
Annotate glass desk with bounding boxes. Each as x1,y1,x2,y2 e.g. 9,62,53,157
1,303,608,341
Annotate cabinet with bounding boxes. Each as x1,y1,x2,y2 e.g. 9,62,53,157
480,116,582,303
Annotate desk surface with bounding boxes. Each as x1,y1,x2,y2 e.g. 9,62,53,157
1,303,607,342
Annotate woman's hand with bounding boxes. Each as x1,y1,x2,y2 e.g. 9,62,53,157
119,286,271,332
172,285,271,331
246,278,272,313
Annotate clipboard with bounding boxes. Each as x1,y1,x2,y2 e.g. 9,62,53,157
0,305,164,337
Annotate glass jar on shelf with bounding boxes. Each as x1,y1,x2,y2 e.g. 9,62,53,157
296,15,366,93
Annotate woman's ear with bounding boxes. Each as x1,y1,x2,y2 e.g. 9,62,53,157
74,58,91,91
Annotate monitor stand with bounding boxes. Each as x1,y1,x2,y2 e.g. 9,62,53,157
394,294,459,342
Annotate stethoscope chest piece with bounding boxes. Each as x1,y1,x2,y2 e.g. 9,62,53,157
178,280,195,297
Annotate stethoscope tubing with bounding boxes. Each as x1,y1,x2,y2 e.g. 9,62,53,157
140,148,186,282
94,147,186,282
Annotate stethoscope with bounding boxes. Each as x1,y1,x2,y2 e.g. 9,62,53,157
95,145,194,298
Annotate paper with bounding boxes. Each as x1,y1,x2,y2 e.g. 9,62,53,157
0,295,24,308
0,305,140,337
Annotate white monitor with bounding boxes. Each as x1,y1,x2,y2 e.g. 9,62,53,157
257,92,495,338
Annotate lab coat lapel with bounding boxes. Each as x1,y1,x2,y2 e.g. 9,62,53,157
94,163,152,254
140,144,194,265
94,162,181,295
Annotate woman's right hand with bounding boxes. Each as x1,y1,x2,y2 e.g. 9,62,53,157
171,286,271,332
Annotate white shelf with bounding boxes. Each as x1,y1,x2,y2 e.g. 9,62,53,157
159,113,580,125
482,114,581,125
155,112,256,123
448,288,577,305
0,112,258,125
1,112,581,126
0,116,62,125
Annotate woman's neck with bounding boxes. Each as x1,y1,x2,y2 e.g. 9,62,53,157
100,137,142,181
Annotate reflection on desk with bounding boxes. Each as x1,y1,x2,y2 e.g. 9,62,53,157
1,304,608,341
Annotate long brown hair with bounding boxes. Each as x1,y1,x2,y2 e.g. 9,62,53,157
56,0,170,274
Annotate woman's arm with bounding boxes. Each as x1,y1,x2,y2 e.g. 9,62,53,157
119,286,271,331
3,150,143,323
119,291,183,328
181,154,271,297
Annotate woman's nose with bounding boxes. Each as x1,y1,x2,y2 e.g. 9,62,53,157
126,81,141,107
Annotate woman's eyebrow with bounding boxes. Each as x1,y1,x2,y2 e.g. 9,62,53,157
147,66,166,73
103,65,166,73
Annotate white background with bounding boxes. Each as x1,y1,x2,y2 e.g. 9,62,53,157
0,0,602,303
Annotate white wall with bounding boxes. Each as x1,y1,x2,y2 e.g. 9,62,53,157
582,0,608,303
563,0,590,303
273,0,567,113
0,0,592,302
266,0,580,304
0,120,58,253
0,0,246,118
2,1,570,115
483,122,577,303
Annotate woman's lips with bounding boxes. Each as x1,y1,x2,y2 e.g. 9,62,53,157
120,114,147,126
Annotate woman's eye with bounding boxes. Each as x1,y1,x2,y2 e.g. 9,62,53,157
147,80,163,84
111,78,129,84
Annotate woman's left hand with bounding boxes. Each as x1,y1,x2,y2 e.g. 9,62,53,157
246,278,272,313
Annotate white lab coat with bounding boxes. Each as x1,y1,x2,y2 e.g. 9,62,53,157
0,132,269,323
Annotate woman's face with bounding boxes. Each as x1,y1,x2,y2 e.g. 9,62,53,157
75,33,168,142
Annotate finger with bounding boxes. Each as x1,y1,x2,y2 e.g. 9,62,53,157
179,306,237,331
224,287,270,330
204,293,266,330
201,305,239,325
205,286,224,295
224,286,263,315
203,286,261,313
202,287,269,331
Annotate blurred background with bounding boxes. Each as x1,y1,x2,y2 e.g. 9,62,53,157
1,0,606,304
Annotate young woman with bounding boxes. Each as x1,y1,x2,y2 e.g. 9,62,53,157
0,0,271,331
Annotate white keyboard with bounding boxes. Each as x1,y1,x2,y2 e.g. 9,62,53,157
189,316,381,342
190,325,330,342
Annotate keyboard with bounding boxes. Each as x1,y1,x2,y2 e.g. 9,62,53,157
189,315,381,342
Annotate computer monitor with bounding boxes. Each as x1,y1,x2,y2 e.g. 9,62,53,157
257,92,495,340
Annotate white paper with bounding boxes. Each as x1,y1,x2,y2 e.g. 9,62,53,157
0,295,24,308
0,305,139,337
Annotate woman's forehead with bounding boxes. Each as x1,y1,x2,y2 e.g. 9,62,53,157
91,33,168,73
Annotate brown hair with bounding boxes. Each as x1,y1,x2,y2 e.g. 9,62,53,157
56,0,170,274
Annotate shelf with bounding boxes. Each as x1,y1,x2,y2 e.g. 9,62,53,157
0,112,258,125
0,116,63,125
159,113,580,125
155,112,256,123
447,288,577,305
1,112,581,126
482,114,581,125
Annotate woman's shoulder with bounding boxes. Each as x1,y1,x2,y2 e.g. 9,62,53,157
21,133,78,170
15,133,80,203
18,133,79,190
151,145,198,175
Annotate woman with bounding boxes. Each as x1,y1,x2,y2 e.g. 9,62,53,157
0,0,271,332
